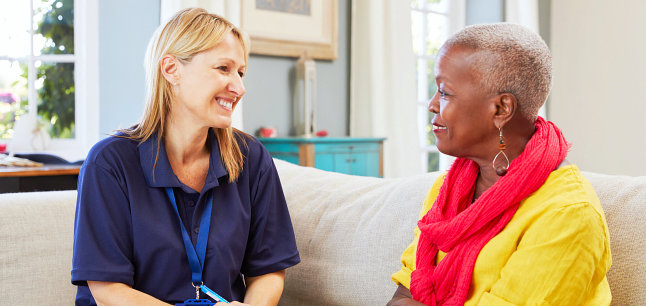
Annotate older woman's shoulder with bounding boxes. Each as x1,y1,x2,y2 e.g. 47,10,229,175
524,164,605,218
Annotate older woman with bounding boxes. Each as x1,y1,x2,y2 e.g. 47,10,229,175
388,23,611,305
71,9,299,305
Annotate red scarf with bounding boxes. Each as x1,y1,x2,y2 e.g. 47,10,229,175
410,117,568,305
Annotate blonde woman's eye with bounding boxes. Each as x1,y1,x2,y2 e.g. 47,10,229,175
217,66,229,72
238,71,245,77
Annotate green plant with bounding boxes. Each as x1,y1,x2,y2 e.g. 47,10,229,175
35,0,75,138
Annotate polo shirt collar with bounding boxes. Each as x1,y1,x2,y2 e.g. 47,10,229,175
204,128,229,190
139,128,229,190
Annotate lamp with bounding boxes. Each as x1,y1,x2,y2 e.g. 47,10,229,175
292,52,317,137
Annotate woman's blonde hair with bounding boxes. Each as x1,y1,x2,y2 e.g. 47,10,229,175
120,8,250,182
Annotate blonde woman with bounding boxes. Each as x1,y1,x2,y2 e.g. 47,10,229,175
71,9,299,305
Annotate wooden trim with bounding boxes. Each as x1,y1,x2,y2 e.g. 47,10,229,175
249,35,338,60
242,0,339,60
298,143,315,167
0,165,81,177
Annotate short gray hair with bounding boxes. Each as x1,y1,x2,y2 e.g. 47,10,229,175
444,23,552,120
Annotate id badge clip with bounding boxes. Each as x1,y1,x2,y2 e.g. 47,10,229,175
175,299,214,306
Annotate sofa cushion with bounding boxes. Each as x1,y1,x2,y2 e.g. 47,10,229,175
584,172,646,306
275,159,646,306
0,162,642,306
0,190,77,306
274,159,440,305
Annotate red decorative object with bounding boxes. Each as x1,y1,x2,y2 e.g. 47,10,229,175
259,127,278,138
0,142,6,154
315,130,328,137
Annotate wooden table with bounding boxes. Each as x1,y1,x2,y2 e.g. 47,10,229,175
0,165,81,193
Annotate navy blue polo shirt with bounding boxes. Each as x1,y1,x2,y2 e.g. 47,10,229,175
71,129,300,305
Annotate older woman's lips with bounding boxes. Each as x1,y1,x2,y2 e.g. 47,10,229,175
432,124,447,133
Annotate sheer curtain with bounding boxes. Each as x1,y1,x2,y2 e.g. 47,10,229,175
505,0,545,118
350,0,422,178
504,0,539,32
159,0,244,130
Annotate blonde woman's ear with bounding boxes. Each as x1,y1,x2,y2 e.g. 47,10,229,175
160,54,179,85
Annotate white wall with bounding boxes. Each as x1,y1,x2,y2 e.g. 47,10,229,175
98,0,159,136
550,0,646,176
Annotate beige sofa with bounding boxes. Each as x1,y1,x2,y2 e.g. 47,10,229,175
1,159,644,305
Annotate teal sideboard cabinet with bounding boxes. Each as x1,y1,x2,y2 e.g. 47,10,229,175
259,137,386,177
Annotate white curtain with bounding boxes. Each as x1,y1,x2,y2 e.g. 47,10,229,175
504,0,539,32
505,0,545,118
350,0,422,178
159,0,244,130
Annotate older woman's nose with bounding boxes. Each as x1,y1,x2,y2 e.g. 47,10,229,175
428,92,440,114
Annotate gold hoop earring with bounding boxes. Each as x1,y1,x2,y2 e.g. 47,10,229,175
493,127,509,176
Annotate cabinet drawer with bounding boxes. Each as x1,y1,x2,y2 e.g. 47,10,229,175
261,142,301,154
314,142,380,154
314,151,380,177
259,137,385,177
269,153,300,165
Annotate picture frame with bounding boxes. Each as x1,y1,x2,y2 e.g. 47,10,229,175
240,0,338,60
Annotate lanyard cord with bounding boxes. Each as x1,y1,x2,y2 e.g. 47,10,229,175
165,187,213,284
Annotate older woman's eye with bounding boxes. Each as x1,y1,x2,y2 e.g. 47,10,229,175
438,89,449,97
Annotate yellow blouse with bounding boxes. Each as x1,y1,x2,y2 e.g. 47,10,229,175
392,165,612,305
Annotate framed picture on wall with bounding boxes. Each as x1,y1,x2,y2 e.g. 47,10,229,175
240,0,338,60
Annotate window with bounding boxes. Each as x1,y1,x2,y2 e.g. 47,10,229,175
410,0,464,171
0,0,97,160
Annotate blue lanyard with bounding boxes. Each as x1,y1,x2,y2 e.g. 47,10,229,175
165,187,213,284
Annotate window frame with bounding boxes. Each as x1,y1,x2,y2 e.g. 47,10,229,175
0,0,98,161
411,0,465,172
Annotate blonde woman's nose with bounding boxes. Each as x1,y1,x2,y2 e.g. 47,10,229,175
227,75,245,97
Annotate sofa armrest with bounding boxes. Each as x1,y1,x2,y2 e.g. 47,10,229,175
583,172,646,306
0,190,78,305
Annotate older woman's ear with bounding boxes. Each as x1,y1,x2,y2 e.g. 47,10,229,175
494,93,517,127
